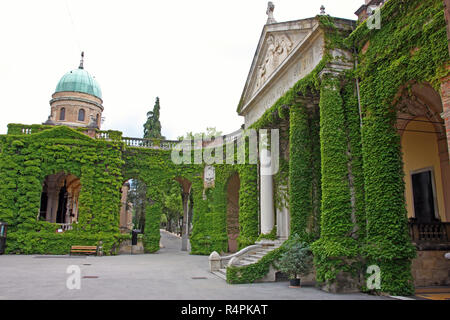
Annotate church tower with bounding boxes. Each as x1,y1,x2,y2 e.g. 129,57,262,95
46,52,104,129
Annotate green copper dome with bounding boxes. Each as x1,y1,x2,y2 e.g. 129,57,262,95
55,68,102,99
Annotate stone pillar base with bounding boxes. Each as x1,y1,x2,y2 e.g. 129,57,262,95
321,271,362,294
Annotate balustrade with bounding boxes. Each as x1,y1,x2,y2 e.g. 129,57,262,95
409,222,450,243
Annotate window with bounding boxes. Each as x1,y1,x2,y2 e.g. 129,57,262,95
96,114,100,126
78,109,85,121
60,108,65,120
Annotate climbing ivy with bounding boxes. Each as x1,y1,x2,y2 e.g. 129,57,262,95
346,0,450,295
310,75,361,290
189,141,259,255
0,126,126,254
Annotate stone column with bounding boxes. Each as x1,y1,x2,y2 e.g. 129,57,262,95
65,194,73,224
260,147,275,235
314,70,361,293
181,192,190,251
440,75,450,160
276,193,289,240
46,186,59,223
438,137,450,221
443,0,450,56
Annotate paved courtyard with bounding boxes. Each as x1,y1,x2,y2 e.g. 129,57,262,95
0,231,392,300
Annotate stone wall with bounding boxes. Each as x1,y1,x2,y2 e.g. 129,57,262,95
50,91,103,129
118,239,144,255
411,250,450,287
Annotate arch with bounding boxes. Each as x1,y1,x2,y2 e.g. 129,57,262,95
59,107,65,121
396,82,445,136
397,83,450,222
78,108,85,121
226,172,240,253
39,172,81,228
174,176,193,251
120,178,148,233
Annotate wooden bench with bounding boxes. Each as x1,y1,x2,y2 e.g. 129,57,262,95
70,245,98,256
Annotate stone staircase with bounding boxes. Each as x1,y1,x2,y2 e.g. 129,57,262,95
209,240,283,281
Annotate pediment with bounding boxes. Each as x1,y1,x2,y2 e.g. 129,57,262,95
238,18,319,114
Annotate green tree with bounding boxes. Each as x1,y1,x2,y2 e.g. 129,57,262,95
144,97,165,139
177,127,222,141
161,181,184,233
127,179,147,232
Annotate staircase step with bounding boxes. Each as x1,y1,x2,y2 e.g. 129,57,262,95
248,253,265,259
212,271,226,280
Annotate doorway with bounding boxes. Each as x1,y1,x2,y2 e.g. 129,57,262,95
411,169,439,223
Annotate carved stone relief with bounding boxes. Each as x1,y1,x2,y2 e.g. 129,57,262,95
255,34,294,93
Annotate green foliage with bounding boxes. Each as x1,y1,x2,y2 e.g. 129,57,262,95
177,127,223,141
289,104,321,243
257,227,277,241
127,179,147,232
275,235,313,279
226,245,287,284
346,0,449,295
310,74,363,289
144,97,165,140
0,126,125,254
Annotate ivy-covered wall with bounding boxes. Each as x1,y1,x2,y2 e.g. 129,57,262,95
0,126,126,254
0,125,258,257
189,142,259,255
227,1,449,295
348,0,450,295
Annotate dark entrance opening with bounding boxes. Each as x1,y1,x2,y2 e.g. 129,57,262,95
412,170,438,223
56,184,68,223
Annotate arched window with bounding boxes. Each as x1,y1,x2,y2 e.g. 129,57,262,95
78,109,85,121
60,108,65,121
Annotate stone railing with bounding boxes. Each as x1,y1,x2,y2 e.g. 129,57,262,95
122,137,179,150
56,223,73,231
6,124,182,150
96,131,111,140
209,244,263,272
409,221,450,250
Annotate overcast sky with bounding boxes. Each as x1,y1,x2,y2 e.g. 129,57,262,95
0,0,363,139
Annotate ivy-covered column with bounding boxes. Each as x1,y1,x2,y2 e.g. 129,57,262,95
362,106,416,296
236,164,259,249
289,103,312,242
143,200,162,253
311,71,361,293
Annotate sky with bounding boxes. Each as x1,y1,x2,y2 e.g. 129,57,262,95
0,0,363,140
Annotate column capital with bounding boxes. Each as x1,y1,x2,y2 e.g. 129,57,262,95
318,61,354,80
294,92,320,106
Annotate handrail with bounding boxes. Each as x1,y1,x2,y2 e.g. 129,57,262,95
209,244,262,271
220,245,262,264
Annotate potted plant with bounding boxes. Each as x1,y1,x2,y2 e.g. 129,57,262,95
276,237,313,288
